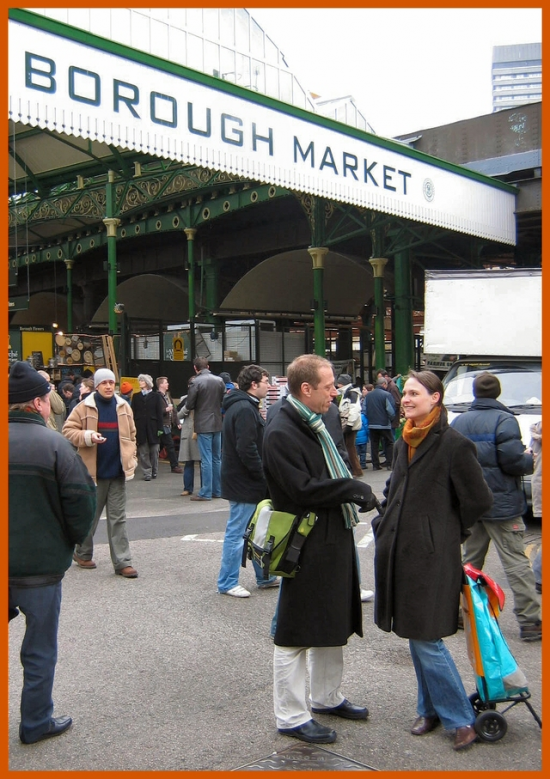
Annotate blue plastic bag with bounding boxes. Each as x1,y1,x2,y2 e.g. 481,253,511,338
462,566,529,702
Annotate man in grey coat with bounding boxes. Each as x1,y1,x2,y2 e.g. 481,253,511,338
451,372,541,641
182,357,225,501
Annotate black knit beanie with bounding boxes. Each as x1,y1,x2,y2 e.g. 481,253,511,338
473,372,501,399
9,361,51,403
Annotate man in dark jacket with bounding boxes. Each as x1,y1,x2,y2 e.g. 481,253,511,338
8,362,96,745
451,372,541,641
263,355,378,745
217,364,278,597
131,373,165,480
182,357,225,500
156,376,183,473
376,369,402,436
363,377,395,470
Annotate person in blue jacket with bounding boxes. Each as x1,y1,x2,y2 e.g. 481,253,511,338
355,411,370,469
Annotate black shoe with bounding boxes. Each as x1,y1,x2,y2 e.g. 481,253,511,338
312,699,368,720
278,719,336,744
152,473,157,479
143,476,151,481
372,466,382,471
520,620,542,641
20,716,72,744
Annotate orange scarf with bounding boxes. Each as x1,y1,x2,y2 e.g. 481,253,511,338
401,405,442,462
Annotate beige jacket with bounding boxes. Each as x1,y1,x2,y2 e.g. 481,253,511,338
47,388,66,431
62,392,137,482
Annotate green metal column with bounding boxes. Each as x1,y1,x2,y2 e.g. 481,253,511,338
393,249,414,376
369,257,388,372
103,171,120,336
204,257,218,324
64,259,74,333
308,247,328,356
184,228,197,360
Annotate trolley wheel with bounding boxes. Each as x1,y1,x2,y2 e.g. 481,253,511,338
474,710,508,742
469,692,496,713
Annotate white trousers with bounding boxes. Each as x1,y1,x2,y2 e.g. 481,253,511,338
273,645,345,729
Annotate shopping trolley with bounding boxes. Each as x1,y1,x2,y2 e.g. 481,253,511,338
461,563,542,742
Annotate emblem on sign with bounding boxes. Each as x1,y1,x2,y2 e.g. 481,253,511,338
423,178,435,202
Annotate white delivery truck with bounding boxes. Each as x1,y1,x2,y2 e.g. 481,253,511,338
423,267,542,502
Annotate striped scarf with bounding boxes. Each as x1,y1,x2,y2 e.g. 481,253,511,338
287,394,359,529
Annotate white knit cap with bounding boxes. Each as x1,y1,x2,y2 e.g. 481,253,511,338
94,368,116,387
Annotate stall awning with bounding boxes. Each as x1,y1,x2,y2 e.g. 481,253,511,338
9,9,516,245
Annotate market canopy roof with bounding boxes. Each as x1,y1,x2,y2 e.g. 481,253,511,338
219,251,393,319
9,8,516,245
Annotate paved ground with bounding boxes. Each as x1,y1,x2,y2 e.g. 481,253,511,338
8,461,542,771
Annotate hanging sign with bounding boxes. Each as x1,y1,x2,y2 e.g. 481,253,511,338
8,12,516,245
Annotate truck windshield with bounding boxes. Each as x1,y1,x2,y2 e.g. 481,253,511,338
443,364,542,409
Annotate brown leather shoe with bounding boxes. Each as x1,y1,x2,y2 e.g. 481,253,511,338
410,715,440,735
453,725,477,750
115,566,138,578
72,553,97,569
181,490,191,496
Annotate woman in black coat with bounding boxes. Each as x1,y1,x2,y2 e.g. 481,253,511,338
372,371,493,752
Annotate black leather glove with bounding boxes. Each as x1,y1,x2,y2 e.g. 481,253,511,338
357,492,380,513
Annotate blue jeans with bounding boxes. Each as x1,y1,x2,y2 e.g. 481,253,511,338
183,461,199,493
409,638,475,730
9,581,62,743
356,443,367,467
217,502,273,592
197,432,221,499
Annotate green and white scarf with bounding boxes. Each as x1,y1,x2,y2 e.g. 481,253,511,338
287,394,359,529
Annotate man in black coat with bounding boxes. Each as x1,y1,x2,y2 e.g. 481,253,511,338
9,362,96,744
216,364,278,598
451,372,541,641
263,355,378,745
131,373,165,480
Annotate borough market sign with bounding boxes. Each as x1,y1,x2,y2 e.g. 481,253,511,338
9,10,516,245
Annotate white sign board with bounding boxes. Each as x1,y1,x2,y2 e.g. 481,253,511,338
423,268,541,357
9,15,516,244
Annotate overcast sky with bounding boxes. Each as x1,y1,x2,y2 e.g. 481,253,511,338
249,7,542,138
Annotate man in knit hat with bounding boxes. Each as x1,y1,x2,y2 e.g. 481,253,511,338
119,381,134,404
63,368,139,578
451,372,541,641
131,373,166,481
9,362,96,744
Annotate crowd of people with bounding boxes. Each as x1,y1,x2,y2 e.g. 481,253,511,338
8,356,541,752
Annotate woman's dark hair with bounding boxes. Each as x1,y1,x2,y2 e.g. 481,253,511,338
406,370,444,406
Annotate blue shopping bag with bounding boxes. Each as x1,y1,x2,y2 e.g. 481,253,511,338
461,564,529,702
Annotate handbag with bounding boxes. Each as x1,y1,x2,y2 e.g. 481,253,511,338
242,499,317,579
